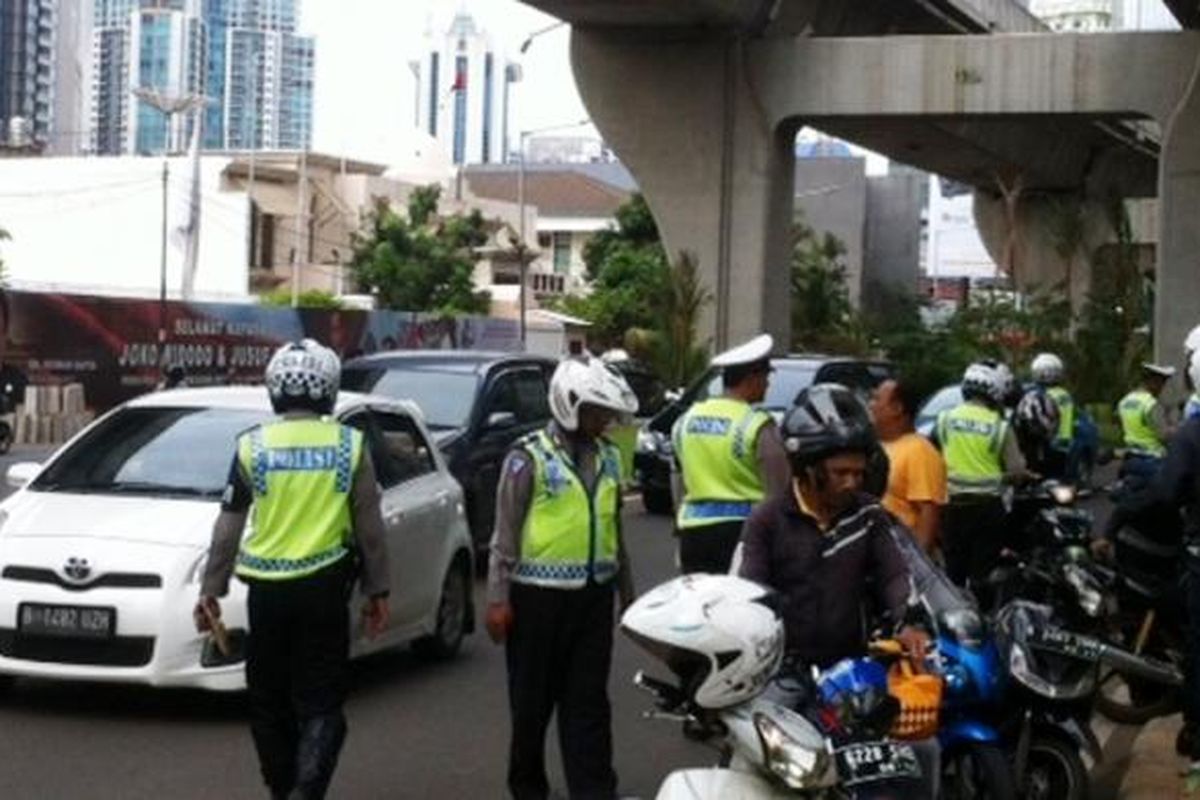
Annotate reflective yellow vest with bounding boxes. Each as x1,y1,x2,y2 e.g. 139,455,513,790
235,418,363,582
1046,386,1076,447
512,429,622,590
938,402,1005,497
673,397,770,530
1119,389,1166,457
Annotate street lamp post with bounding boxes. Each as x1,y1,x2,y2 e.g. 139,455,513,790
517,119,591,349
132,88,208,349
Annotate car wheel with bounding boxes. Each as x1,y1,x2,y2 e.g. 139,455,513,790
413,562,470,660
642,486,673,516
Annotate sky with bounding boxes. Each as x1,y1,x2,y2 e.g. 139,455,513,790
299,0,1182,170
300,0,586,166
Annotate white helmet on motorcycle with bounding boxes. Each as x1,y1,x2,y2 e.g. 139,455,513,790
265,338,341,415
962,360,1008,406
621,574,784,710
1030,353,1064,385
1186,324,1200,357
1189,349,1200,398
548,356,638,432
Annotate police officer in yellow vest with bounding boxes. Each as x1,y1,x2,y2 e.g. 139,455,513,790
936,360,1031,591
1030,352,1075,480
485,356,639,800
672,334,790,574
194,339,391,800
1118,363,1177,484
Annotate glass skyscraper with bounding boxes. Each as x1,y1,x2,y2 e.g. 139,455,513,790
0,0,56,148
89,0,313,154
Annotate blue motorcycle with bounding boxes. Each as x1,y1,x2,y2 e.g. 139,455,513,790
931,608,1016,800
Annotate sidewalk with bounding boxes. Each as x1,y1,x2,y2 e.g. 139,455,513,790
1115,714,1189,799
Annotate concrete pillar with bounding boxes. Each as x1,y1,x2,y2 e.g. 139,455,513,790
571,29,795,351
1155,49,1200,376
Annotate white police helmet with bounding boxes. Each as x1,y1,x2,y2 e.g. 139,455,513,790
264,339,341,414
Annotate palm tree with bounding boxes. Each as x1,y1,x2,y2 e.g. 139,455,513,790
652,250,712,388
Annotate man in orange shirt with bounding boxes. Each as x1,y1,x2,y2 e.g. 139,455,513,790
870,378,948,552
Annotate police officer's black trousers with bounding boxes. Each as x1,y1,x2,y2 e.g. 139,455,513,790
678,520,744,574
245,560,352,799
1183,549,1200,755
506,581,618,800
942,496,1007,605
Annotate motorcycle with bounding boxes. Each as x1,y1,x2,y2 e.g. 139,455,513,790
622,574,926,799
928,608,1015,800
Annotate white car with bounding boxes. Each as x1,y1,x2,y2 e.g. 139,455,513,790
0,387,475,691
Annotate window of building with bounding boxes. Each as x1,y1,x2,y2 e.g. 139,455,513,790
453,55,468,165
428,52,439,137
552,232,572,274
537,232,551,249
482,52,494,163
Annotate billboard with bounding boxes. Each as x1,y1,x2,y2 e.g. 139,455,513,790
0,291,520,419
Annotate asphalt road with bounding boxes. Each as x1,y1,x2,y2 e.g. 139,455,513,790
0,452,1164,799
0,479,710,800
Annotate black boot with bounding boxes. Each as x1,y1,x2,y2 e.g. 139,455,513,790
288,713,347,800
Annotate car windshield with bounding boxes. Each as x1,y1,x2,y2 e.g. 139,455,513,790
31,406,271,498
341,367,479,429
703,364,819,411
917,385,963,429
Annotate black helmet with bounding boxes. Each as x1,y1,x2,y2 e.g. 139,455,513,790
782,383,877,470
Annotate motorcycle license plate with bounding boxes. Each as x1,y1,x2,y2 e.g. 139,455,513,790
834,741,922,786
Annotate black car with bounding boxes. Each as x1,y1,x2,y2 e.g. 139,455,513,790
634,355,893,515
341,351,558,551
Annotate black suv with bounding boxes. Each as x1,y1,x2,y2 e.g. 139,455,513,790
341,351,558,551
634,355,892,514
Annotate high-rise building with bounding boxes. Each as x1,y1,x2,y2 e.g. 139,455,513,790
1028,0,1115,31
50,0,91,155
416,12,515,166
0,0,56,149
88,0,313,155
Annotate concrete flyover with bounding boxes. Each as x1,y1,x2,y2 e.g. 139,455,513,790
522,0,1200,371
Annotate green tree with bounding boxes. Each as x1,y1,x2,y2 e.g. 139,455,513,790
552,193,670,347
648,251,712,388
1073,200,1151,405
260,288,344,309
789,219,866,354
350,186,491,315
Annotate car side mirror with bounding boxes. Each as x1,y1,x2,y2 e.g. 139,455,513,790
7,462,40,489
485,411,517,431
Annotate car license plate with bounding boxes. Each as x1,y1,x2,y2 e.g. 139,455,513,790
18,603,115,639
834,741,922,786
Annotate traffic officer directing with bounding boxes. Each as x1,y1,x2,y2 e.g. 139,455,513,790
672,334,790,573
194,339,391,800
1118,363,1176,483
485,355,639,800
935,360,1031,592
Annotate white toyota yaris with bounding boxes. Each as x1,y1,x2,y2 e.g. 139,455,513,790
0,387,475,691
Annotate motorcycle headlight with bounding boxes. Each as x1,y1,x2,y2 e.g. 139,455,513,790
1008,642,1095,699
1063,564,1105,617
753,711,831,789
1051,485,1076,505
635,429,659,454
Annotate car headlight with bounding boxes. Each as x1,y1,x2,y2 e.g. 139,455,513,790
1050,485,1076,505
753,711,831,789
